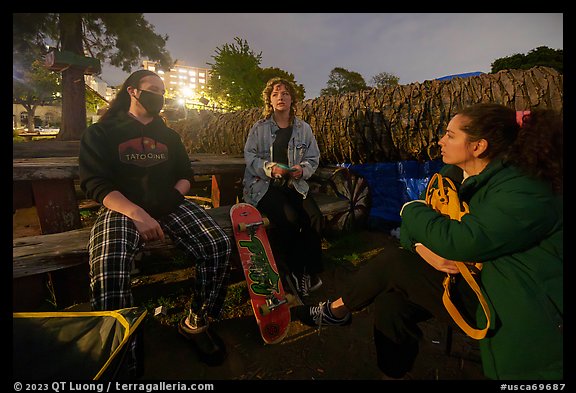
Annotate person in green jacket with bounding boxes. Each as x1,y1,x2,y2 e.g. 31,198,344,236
296,103,563,380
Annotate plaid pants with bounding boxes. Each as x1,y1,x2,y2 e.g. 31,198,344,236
88,200,232,376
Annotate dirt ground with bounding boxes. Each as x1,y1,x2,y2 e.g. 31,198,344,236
128,229,487,382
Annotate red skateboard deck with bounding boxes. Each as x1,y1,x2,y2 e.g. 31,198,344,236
230,203,291,344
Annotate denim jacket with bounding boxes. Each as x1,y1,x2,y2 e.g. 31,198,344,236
242,116,320,206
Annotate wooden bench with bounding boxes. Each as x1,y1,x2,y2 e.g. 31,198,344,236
13,191,364,311
13,141,371,235
13,193,354,280
13,140,371,310
13,152,246,234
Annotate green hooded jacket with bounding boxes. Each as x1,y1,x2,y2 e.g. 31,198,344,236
400,159,563,380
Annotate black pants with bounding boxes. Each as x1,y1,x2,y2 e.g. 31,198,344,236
256,185,323,275
341,245,478,378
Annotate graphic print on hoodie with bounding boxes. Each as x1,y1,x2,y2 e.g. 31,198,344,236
119,137,169,167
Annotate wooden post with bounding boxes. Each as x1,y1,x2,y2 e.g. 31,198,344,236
13,181,35,211
31,179,82,234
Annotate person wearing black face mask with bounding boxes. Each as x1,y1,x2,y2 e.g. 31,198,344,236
134,88,165,116
79,70,232,375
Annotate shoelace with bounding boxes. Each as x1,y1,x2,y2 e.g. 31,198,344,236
300,274,310,296
310,301,327,334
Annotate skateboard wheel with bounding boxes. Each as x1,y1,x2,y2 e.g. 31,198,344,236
262,217,270,227
259,304,271,316
238,223,247,232
285,294,297,306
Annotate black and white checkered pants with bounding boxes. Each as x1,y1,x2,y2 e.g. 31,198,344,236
88,199,232,376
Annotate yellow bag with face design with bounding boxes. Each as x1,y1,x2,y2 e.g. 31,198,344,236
425,173,469,219
425,173,490,340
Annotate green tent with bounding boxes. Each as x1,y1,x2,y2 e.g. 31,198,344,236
13,307,147,380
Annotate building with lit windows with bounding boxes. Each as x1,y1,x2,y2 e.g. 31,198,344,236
142,60,211,113
86,74,117,104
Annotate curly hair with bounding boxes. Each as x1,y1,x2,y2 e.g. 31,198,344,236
507,108,563,195
261,77,299,122
458,103,563,194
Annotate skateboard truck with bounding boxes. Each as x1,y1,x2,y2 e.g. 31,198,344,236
238,215,270,233
259,295,288,315
258,293,299,316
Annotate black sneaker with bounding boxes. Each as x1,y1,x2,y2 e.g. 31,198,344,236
291,272,309,297
296,300,352,327
178,318,227,366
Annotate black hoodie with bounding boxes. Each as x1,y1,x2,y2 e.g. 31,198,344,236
79,111,193,218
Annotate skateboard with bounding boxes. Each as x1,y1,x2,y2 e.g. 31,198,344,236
230,203,295,344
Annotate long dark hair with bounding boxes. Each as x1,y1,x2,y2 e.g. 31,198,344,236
458,103,563,194
98,69,159,123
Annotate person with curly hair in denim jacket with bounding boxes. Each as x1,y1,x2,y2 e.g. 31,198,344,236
243,77,323,297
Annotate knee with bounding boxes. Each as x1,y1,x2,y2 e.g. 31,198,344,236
373,292,407,322
213,230,232,257
372,292,422,341
312,215,323,234
281,206,301,229
223,233,233,254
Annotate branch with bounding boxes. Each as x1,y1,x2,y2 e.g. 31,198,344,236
85,83,108,103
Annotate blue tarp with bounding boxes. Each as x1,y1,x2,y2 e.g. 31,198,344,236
348,160,444,223
436,71,484,81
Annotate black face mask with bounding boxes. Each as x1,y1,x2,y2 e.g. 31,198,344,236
136,90,164,115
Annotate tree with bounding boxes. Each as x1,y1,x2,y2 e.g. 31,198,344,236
206,37,264,111
491,46,563,74
13,59,61,132
205,38,308,110
13,13,173,140
370,71,400,89
320,67,368,96
85,85,109,124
